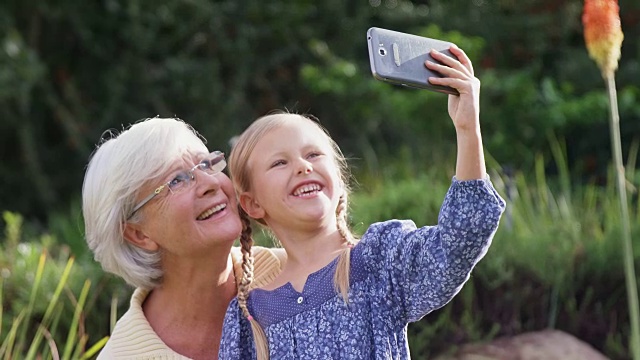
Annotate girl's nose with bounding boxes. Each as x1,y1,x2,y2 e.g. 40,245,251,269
297,160,313,175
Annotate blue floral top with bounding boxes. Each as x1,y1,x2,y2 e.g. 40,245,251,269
219,178,506,359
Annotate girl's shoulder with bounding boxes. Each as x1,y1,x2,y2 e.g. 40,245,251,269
351,219,424,269
356,219,421,249
363,219,418,235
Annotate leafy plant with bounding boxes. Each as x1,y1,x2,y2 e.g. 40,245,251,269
348,143,638,358
582,1,639,358
1,212,109,359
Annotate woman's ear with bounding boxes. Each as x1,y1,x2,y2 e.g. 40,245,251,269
123,222,159,252
239,192,265,220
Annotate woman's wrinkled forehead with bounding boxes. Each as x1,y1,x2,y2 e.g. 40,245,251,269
168,147,211,171
145,135,209,177
160,129,208,158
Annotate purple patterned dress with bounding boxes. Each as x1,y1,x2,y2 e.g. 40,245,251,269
219,178,506,359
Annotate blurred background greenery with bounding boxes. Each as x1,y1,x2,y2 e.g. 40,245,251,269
1,0,639,358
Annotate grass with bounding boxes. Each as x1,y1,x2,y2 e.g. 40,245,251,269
349,140,638,359
0,212,109,359
2,135,638,359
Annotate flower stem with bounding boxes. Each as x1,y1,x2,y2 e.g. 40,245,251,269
606,73,640,360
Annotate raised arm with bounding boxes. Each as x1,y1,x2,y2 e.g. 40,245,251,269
358,178,505,325
427,44,486,181
357,45,505,325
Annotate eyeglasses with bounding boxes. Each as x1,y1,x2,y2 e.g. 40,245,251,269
127,151,226,219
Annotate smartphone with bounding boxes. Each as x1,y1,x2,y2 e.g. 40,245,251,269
367,27,459,95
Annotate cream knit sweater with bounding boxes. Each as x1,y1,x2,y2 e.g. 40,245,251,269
97,246,284,359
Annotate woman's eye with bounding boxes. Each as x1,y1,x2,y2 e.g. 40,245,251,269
168,172,190,189
198,161,213,172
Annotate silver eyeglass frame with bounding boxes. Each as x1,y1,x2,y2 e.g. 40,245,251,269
127,151,226,220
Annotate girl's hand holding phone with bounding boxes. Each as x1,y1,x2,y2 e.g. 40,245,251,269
426,45,481,133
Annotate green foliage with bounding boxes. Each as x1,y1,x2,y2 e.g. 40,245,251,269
350,169,452,233
2,0,640,358
349,147,638,359
0,211,117,359
47,199,89,258
299,24,487,177
474,158,638,359
2,0,640,226
3,145,639,358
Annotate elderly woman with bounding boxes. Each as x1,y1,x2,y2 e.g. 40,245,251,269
82,117,283,359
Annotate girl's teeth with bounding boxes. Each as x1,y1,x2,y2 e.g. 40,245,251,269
294,184,321,196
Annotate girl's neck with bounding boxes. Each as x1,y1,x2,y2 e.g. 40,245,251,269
267,226,346,292
276,226,343,264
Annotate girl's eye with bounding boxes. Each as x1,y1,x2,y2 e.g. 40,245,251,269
168,172,191,189
270,159,286,168
307,152,322,159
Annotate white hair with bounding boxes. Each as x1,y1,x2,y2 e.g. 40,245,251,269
82,117,208,289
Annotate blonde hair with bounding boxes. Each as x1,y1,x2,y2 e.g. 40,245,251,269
228,112,358,359
82,117,209,289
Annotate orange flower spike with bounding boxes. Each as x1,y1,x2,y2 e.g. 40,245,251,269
582,0,624,78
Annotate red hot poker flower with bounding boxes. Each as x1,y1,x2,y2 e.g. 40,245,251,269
582,0,624,78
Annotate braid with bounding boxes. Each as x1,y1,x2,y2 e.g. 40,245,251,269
336,194,356,246
237,206,270,360
237,207,254,316
334,194,358,302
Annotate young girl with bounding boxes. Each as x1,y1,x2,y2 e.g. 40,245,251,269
220,45,506,359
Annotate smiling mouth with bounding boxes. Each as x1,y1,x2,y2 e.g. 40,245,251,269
197,203,227,220
292,183,322,197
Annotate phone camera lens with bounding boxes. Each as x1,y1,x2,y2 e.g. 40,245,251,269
379,48,387,56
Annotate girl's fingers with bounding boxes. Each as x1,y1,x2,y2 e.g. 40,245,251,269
428,46,473,76
425,60,466,79
428,50,463,73
429,76,474,94
426,44,478,93
448,45,474,75
429,72,480,94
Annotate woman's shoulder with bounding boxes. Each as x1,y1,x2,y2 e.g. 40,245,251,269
231,246,285,290
99,288,190,359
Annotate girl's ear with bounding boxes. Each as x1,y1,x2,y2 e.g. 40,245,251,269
338,179,347,196
123,222,159,252
239,192,265,220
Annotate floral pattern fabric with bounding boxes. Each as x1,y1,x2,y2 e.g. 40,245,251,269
219,178,506,359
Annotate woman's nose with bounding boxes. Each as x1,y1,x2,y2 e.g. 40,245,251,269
195,170,222,195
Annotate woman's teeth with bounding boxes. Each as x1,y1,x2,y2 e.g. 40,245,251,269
197,203,226,220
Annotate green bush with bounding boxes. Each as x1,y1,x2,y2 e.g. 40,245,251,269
0,211,121,359
4,144,639,359
350,153,638,359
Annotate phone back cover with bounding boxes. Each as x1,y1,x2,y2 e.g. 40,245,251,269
367,27,457,94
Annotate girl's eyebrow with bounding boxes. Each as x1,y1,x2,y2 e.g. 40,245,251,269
264,150,288,160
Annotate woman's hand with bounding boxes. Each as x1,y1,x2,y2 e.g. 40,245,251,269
425,45,480,133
